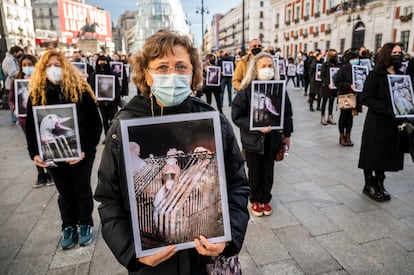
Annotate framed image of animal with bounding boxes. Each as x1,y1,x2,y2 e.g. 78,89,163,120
120,111,231,257
32,103,82,162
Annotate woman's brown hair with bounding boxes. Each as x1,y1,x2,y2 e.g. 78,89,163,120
131,30,203,94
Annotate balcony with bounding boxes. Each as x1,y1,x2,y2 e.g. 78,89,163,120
285,20,291,26
314,12,320,18
302,32,308,38
284,34,290,41
304,15,309,21
325,28,332,34
399,13,413,22
293,34,298,40
294,18,299,24
274,23,279,28
313,31,319,37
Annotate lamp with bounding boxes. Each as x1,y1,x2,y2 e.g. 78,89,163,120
196,0,209,53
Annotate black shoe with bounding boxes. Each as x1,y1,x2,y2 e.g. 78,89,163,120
309,106,315,112
45,173,55,186
376,175,391,201
363,175,386,202
34,174,47,188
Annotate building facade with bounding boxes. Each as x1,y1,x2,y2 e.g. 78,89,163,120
205,0,414,57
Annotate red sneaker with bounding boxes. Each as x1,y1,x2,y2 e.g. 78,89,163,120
251,202,263,217
262,203,272,216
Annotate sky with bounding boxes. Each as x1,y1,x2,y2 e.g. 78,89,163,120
86,0,242,47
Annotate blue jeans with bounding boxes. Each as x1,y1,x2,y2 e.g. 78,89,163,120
220,77,232,106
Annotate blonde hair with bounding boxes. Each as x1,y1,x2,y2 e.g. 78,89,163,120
29,50,95,106
131,30,203,94
240,53,279,89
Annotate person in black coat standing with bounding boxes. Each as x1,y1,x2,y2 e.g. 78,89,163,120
358,42,406,202
320,49,338,125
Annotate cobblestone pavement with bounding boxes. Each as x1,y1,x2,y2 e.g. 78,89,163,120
1,84,413,274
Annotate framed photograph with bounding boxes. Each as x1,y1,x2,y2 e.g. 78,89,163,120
120,111,231,257
72,62,87,76
95,74,115,101
222,61,234,76
110,61,124,80
32,103,82,162
250,80,286,131
400,61,408,74
338,54,343,64
125,64,130,78
315,63,322,81
278,59,286,76
359,59,373,71
206,66,221,86
329,67,340,89
89,57,97,70
14,79,30,117
352,65,369,92
387,75,414,118
286,64,297,77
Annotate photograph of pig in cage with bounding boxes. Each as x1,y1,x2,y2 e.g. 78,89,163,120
121,112,230,256
33,104,81,162
250,80,286,131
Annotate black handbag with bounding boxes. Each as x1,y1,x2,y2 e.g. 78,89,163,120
397,121,414,161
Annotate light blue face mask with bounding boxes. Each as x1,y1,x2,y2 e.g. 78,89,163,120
22,66,35,76
349,59,359,65
150,73,192,106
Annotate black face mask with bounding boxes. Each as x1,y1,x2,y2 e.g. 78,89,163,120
73,58,82,62
251,48,262,56
390,55,402,69
96,63,109,73
329,56,337,63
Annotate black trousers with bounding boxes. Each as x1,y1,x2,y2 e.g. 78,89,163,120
321,96,335,116
338,109,354,134
204,86,223,113
245,151,274,203
50,154,95,229
99,104,118,135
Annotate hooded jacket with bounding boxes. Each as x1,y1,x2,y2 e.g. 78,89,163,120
94,94,250,274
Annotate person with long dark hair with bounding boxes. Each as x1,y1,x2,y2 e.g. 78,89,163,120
358,42,405,202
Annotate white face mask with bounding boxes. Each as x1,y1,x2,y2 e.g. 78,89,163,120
46,66,62,84
257,68,275,80
150,73,192,106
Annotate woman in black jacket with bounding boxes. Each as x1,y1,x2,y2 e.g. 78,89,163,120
232,52,293,217
319,49,338,125
94,30,250,274
25,51,102,249
334,50,360,146
358,42,405,202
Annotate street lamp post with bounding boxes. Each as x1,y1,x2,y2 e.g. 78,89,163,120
196,0,208,53
241,0,245,54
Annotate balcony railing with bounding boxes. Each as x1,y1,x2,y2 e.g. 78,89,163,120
304,15,309,21
313,31,319,37
400,13,413,22
294,18,299,23
314,12,320,18
325,28,332,34
285,20,291,26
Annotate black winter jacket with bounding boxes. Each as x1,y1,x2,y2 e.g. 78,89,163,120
94,94,250,274
231,85,293,155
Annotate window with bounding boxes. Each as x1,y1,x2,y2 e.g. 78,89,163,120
287,9,292,22
260,1,263,7
260,11,263,18
260,22,263,29
49,8,53,16
328,0,335,9
296,6,300,21
401,31,410,52
305,3,310,16
374,34,382,51
315,0,321,13
325,41,330,50
304,43,308,52
403,6,412,16
314,42,318,51
340,38,346,54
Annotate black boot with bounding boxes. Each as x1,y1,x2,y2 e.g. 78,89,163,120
363,174,386,202
376,175,391,201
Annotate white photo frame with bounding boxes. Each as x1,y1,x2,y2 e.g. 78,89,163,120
286,64,297,77
89,57,97,70
315,63,322,81
14,79,30,117
120,111,231,258
352,65,369,92
400,61,408,74
206,66,221,86
72,62,87,76
359,59,373,71
387,75,414,118
33,103,82,162
329,67,340,89
95,74,116,101
222,61,234,76
250,80,286,131
110,61,124,80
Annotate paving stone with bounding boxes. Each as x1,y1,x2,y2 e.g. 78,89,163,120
6,255,51,275
0,210,42,248
276,225,340,274
285,200,340,236
47,262,90,275
401,216,414,229
292,181,339,208
274,181,307,203
14,187,55,213
0,181,31,206
238,253,261,275
243,216,290,266
262,197,299,230
260,259,304,275
316,231,392,274
376,195,414,219
324,184,378,213
320,205,388,244
361,238,414,275
0,245,19,274
0,204,16,227
359,209,414,251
